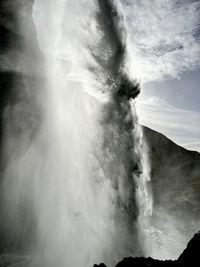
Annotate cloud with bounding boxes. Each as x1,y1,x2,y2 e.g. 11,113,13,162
117,0,200,83
136,96,200,151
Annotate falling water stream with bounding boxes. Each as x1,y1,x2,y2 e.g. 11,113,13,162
0,0,153,266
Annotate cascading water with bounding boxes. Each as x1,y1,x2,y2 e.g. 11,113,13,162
0,0,153,266
132,110,153,256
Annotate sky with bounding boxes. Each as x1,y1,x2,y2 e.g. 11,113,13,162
117,0,200,151
136,70,200,151
33,0,200,152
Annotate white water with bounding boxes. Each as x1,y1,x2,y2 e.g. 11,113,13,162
0,0,154,266
132,114,153,256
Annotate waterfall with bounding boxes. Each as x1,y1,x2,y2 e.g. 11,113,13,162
131,107,153,256
0,0,153,266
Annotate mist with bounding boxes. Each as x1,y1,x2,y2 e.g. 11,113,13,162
1,0,198,266
0,0,152,266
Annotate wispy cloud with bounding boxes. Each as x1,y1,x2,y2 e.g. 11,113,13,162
136,96,200,151
118,0,200,82
115,0,200,150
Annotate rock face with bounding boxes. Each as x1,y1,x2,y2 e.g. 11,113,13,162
178,231,200,265
142,126,200,258
94,232,200,267
0,0,43,163
143,126,200,217
0,0,43,254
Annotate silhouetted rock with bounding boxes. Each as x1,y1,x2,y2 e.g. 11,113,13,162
178,231,200,265
94,264,107,267
116,257,175,266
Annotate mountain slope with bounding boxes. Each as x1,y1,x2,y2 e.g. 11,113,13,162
142,126,200,258
143,126,200,216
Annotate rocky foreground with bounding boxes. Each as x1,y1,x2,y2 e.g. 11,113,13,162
94,231,200,267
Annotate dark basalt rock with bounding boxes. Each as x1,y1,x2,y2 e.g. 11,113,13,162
115,257,175,267
94,264,107,267
178,231,200,265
